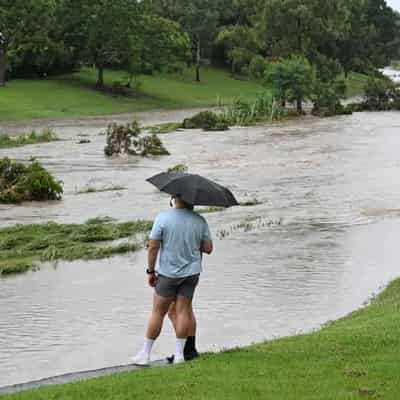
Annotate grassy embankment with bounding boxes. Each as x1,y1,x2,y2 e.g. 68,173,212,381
2,277,400,399
0,67,367,121
0,219,152,275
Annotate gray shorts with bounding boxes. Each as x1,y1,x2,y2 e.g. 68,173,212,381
155,274,199,299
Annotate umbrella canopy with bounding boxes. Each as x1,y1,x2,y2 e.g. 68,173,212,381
147,172,239,207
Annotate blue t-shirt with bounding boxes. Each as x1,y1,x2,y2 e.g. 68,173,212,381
149,208,212,278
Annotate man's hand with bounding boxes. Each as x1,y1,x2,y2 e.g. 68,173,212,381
148,273,158,288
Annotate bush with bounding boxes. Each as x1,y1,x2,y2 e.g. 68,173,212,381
311,79,352,117
249,55,266,79
104,121,169,156
0,158,63,204
182,111,229,131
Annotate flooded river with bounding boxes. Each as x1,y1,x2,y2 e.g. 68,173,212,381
1,110,400,387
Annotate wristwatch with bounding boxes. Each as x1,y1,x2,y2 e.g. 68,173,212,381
146,268,156,275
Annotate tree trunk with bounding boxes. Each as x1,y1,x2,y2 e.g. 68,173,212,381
0,47,7,87
297,18,302,53
96,64,104,88
195,36,201,83
296,97,303,114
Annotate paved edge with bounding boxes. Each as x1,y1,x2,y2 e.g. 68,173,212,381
0,360,168,395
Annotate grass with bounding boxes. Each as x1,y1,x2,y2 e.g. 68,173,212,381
144,122,183,134
0,129,59,148
0,67,264,121
0,219,152,275
77,185,127,194
3,278,400,399
0,67,367,121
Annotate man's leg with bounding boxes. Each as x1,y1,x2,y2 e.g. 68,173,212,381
173,295,194,362
134,293,173,366
168,302,198,361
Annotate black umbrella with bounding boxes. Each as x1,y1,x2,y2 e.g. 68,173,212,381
147,172,239,207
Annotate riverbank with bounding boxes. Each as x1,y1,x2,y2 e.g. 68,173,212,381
2,277,399,399
0,67,367,122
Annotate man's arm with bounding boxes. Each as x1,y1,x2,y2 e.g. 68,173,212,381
148,240,161,272
201,240,213,255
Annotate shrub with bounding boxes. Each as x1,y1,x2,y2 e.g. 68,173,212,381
182,111,229,131
311,79,352,117
0,158,63,204
104,121,169,156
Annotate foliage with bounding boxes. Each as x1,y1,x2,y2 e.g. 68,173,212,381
0,219,153,275
6,277,400,398
104,121,169,156
249,55,267,79
167,164,188,173
182,111,229,131
265,56,315,113
0,158,63,204
0,129,58,148
221,92,284,125
216,25,262,75
311,79,352,117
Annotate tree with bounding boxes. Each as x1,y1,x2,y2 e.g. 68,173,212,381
126,15,191,85
0,0,62,85
265,56,315,113
84,0,140,88
147,0,221,82
216,25,262,75
0,31,5,86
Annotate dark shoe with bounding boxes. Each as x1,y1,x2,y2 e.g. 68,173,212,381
184,349,199,361
166,354,175,364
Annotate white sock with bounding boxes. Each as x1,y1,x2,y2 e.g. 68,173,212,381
142,338,155,357
175,338,187,359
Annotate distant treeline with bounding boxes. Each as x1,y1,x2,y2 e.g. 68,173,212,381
0,0,399,87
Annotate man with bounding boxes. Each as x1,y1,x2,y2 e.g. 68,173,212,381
133,195,213,366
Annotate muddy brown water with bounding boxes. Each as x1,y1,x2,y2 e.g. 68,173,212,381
1,110,400,387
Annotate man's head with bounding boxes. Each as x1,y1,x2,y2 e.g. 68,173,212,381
171,195,194,210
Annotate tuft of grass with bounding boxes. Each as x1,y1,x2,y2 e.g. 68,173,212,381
77,185,126,195
0,219,152,276
0,129,59,149
145,122,183,134
3,278,400,399
166,164,188,173
240,199,262,207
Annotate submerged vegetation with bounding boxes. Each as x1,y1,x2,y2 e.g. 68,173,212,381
145,122,183,134
104,121,169,157
348,76,400,112
77,185,126,194
0,129,59,149
0,158,63,204
167,164,188,173
0,219,152,276
183,111,229,131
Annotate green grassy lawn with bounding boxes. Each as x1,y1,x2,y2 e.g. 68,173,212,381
0,67,264,121
3,278,400,399
0,67,367,121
